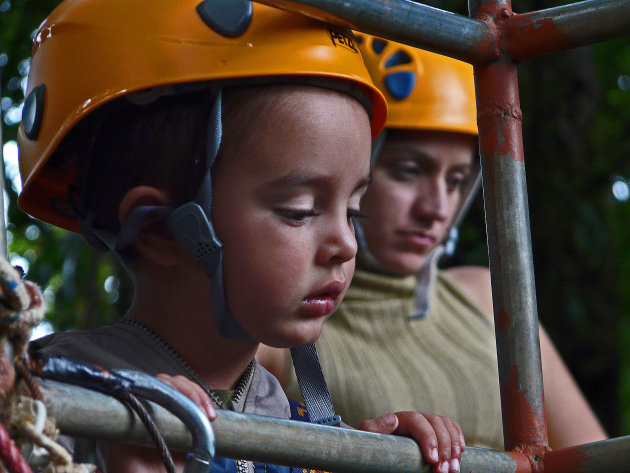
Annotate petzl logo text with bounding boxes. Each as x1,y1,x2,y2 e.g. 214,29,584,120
328,29,358,53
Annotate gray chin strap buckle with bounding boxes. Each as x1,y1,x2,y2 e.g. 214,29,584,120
168,202,222,276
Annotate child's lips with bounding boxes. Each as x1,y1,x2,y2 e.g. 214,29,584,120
302,281,346,316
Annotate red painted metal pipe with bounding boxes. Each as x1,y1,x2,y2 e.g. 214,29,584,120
506,0,630,63
474,54,549,455
470,0,549,465
543,436,630,473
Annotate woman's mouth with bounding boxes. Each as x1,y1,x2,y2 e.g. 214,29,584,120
302,281,345,316
398,230,436,251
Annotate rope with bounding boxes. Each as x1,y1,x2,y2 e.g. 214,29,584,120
14,357,43,402
0,254,91,473
0,423,34,473
4,280,45,357
118,390,177,473
19,420,73,465
0,256,45,360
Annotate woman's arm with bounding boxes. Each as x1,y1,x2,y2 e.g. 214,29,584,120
539,325,607,447
445,265,607,448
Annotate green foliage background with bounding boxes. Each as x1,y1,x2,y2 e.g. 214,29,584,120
2,0,630,437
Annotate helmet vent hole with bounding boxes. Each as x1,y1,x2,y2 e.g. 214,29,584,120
385,51,412,69
196,242,216,259
385,71,416,100
371,39,387,54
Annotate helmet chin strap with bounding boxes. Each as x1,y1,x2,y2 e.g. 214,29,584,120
169,88,253,341
89,89,254,341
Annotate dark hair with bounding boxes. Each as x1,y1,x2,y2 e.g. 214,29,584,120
73,91,213,235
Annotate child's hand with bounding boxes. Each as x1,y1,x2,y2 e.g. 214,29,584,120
359,412,465,473
156,373,217,421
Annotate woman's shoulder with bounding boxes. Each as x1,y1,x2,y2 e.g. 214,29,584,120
439,265,493,315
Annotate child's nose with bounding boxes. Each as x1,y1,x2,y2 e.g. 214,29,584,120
317,214,358,265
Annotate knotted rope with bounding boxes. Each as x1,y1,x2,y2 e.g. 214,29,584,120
0,255,98,472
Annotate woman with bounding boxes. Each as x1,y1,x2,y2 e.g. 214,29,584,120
258,35,606,450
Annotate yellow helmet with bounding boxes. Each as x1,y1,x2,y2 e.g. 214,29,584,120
18,0,386,232
356,33,477,134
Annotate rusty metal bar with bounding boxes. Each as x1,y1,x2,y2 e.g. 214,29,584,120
0,68,7,259
41,379,530,473
0,67,11,369
507,0,630,62
469,0,549,457
543,436,630,473
253,0,497,64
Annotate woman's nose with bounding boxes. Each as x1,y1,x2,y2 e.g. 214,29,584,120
413,180,450,222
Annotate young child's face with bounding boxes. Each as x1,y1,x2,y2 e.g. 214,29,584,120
211,86,372,347
360,130,475,275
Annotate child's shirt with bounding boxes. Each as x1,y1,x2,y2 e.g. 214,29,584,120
29,319,292,472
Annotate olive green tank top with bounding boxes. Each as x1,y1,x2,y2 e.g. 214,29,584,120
285,268,504,450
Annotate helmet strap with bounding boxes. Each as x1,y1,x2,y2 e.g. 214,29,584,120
355,130,390,273
170,88,254,341
411,245,444,319
370,129,387,168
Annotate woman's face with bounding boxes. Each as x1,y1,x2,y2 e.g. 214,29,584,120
360,129,476,275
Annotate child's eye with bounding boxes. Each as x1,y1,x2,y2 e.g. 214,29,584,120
276,209,320,225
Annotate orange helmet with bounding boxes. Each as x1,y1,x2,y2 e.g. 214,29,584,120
18,0,386,232
356,33,476,134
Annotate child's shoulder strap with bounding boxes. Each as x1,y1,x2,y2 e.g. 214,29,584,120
288,399,311,422
288,399,332,473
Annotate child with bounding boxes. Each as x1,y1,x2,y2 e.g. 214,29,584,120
20,2,464,472
259,34,606,450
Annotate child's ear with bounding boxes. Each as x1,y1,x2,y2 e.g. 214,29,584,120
118,186,180,265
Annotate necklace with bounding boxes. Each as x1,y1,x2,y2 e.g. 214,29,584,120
117,317,256,409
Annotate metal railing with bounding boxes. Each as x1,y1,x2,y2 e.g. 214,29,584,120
251,0,629,469
15,0,630,472
42,379,630,473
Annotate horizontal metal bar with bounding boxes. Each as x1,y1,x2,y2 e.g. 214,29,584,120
507,0,630,62
253,0,496,64
543,436,630,473
40,379,525,473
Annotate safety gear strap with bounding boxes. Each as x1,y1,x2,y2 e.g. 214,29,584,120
183,88,253,341
290,344,341,426
354,131,389,273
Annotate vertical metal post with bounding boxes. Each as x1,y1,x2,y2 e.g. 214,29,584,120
0,68,7,259
469,0,549,462
0,67,11,365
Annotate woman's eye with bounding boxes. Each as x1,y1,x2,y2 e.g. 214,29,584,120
389,162,422,179
347,209,367,225
447,174,469,191
276,209,319,225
